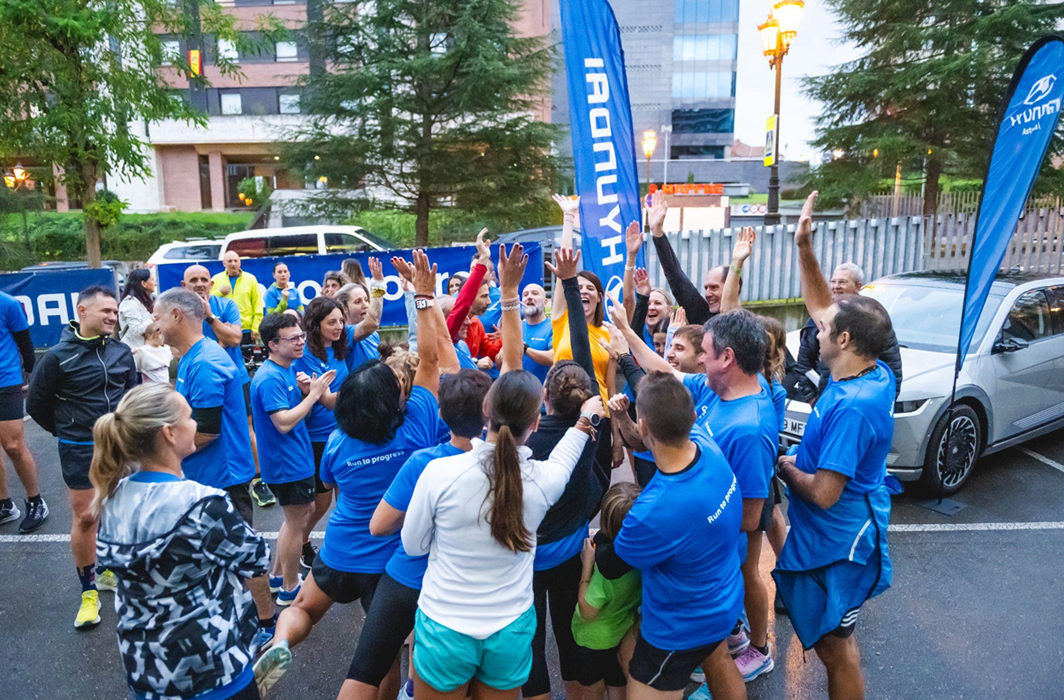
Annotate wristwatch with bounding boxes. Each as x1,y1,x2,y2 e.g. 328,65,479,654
205,314,216,324
579,410,602,428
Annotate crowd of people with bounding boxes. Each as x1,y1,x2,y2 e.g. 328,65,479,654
0,190,902,700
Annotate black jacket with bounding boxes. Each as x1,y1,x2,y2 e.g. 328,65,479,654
794,316,903,403
27,323,139,442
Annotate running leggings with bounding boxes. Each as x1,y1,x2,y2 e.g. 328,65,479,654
347,573,420,685
523,552,583,697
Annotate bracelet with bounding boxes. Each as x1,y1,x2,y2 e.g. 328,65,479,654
371,287,387,298
624,265,636,271
729,263,743,276
414,298,434,311
414,294,434,300
500,297,520,312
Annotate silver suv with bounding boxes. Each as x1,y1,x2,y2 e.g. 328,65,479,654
782,271,1064,495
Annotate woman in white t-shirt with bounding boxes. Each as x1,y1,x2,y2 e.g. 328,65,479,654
401,369,603,700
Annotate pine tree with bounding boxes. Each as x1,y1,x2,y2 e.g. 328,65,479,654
803,0,1064,214
286,0,560,246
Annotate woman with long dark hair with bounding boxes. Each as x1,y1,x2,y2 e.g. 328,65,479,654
292,296,349,568
93,383,270,700
400,369,603,700
118,268,156,348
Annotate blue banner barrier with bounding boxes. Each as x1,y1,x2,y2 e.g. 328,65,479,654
157,244,544,327
0,268,118,348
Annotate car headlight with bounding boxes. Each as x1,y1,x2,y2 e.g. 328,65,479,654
894,399,929,415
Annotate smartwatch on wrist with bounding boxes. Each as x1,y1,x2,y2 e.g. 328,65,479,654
580,411,602,428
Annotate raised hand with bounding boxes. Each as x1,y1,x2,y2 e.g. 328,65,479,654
647,190,668,236
600,324,630,359
625,220,642,257
795,190,819,248
634,268,651,296
545,246,581,281
498,243,528,296
412,249,438,297
552,193,580,217
391,256,415,284
580,395,605,419
607,393,630,415
669,307,687,330
474,228,491,263
603,291,631,334
368,256,384,281
732,227,756,265
309,370,336,401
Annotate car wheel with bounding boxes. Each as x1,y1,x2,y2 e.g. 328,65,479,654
920,404,982,496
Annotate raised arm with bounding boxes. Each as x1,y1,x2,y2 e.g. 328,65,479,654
630,268,651,335
606,290,678,378
497,243,529,374
721,228,754,313
551,195,581,322
411,250,441,396
648,191,710,325
794,191,832,323
622,220,641,321
443,230,490,341
547,247,599,396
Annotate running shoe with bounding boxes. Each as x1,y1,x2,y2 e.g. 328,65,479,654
734,645,774,682
0,500,20,525
96,569,119,592
252,479,277,507
689,667,706,684
726,628,750,657
269,575,284,593
258,625,276,649
277,585,300,607
300,542,316,569
688,682,712,700
254,640,292,696
74,590,101,629
18,497,48,533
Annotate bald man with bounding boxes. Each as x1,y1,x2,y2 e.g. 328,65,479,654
521,283,554,383
211,251,263,343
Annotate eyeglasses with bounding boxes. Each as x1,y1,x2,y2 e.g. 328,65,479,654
278,332,307,344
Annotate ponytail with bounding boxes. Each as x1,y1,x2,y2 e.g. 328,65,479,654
88,383,188,517
481,371,544,552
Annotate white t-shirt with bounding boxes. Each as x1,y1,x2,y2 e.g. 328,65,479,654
401,427,589,639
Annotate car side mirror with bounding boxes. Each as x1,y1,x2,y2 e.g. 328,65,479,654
992,335,1030,354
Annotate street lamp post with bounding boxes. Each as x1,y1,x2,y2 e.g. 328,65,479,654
758,0,803,226
642,130,657,228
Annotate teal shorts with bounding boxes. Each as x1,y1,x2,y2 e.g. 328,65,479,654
414,606,537,691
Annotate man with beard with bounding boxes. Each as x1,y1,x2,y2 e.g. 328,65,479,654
520,283,554,384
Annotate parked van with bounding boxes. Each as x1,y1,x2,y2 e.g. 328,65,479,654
218,226,393,259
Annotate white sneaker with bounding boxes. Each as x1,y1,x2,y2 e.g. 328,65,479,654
726,628,750,657
734,644,774,682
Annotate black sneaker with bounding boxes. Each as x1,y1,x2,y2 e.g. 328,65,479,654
252,479,277,507
0,500,19,526
300,542,316,569
19,497,49,533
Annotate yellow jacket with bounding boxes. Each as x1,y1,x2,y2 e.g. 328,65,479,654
210,270,263,332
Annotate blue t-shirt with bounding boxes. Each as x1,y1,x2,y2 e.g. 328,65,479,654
455,340,478,370
264,284,304,313
771,378,786,431
250,359,315,484
614,430,744,649
204,296,249,385
318,386,445,574
175,338,255,488
682,373,778,500
345,326,381,371
479,285,503,335
382,441,463,588
522,318,554,385
292,347,349,442
780,361,896,571
0,292,29,389
534,523,587,570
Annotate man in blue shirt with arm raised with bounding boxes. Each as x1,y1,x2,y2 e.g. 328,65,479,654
772,192,897,700
520,283,553,384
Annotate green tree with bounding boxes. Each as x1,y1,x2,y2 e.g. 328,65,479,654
284,0,560,247
802,1,1064,215
0,0,280,266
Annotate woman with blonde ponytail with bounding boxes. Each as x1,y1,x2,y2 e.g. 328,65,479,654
401,369,604,700
93,383,271,700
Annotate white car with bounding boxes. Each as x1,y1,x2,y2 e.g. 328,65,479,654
146,240,224,266
782,270,1064,495
219,226,392,259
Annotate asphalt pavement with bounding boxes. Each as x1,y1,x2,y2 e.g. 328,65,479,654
3,419,1064,700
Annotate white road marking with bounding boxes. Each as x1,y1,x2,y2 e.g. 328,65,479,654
1018,447,1064,475
6,523,1064,543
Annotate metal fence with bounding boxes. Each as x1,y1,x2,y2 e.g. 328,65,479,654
643,207,1064,304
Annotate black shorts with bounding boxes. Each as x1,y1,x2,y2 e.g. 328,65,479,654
311,558,381,609
632,455,657,488
347,573,419,685
629,632,723,692
243,382,252,418
0,384,24,422
311,441,332,494
225,481,254,527
772,476,784,505
267,476,317,506
58,441,94,491
757,497,775,532
830,606,861,640
574,645,626,688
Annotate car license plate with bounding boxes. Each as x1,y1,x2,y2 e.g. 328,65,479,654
784,418,806,437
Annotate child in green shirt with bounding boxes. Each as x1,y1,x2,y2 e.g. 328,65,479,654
572,482,643,700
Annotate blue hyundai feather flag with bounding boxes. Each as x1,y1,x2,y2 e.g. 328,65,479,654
559,0,644,306
958,36,1064,372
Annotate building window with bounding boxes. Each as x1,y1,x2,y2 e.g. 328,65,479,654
671,145,726,159
221,92,243,115
672,108,735,134
160,40,181,66
217,38,239,62
675,0,739,24
279,93,301,114
673,35,737,62
275,41,298,62
671,71,735,99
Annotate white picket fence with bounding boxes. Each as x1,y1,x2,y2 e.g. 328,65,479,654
643,207,1064,303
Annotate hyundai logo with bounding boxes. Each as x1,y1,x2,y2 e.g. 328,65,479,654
1024,74,1057,105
